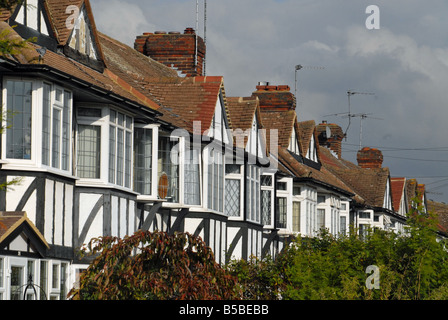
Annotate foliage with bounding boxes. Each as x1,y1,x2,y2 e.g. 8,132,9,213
227,196,448,300
69,231,241,300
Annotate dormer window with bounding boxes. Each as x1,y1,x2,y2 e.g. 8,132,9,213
13,0,50,36
68,6,98,60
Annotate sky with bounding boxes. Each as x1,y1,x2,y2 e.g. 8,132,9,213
89,0,448,203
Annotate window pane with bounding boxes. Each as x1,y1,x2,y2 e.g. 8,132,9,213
117,128,124,186
293,201,301,232
125,131,132,188
77,125,101,178
261,174,272,186
109,126,116,183
6,80,32,159
62,91,71,171
184,149,201,205
51,108,61,168
134,128,152,195
225,179,240,217
276,197,287,229
40,261,48,300
261,190,271,225
10,266,23,300
158,137,179,202
317,209,325,229
42,83,51,165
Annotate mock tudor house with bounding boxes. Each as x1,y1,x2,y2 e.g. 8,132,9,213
0,0,441,301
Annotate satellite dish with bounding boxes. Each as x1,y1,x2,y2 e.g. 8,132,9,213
325,126,332,138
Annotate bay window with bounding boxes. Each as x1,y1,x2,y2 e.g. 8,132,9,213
3,79,72,172
76,106,134,189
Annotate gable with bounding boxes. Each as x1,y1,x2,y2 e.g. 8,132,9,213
306,134,318,162
0,212,49,258
66,4,98,60
208,92,232,145
12,0,51,36
288,126,300,155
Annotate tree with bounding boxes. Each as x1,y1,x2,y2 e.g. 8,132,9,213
69,231,241,300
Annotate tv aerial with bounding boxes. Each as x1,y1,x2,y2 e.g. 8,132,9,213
323,90,376,140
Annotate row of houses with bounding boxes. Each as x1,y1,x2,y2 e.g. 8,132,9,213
0,0,443,300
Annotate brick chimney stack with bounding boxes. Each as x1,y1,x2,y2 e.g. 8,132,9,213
134,28,206,77
251,82,296,111
317,121,344,159
357,147,383,169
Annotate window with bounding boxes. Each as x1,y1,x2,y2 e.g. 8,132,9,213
206,148,224,212
40,261,48,300
340,216,347,236
184,148,201,205
10,266,23,300
42,84,72,171
0,258,3,288
134,128,153,195
77,125,101,178
158,136,179,202
359,211,371,219
341,203,347,211
60,263,68,300
6,80,33,159
293,201,301,232
317,208,325,230
225,164,242,217
317,195,326,204
276,197,287,229
293,185,301,196
276,181,287,191
246,165,260,223
109,111,133,188
261,174,274,226
374,214,380,222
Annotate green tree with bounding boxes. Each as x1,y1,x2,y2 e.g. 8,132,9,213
69,231,241,300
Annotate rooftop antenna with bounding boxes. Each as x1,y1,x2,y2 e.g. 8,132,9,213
294,64,325,110
348,113,383,149
345,90,375,139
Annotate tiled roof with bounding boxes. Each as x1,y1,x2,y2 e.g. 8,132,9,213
259,109,296,149
227,96,259,148
320,145,391,207
427,200,448,234
391,177,406,212
277,147,354,196
298,120,321,161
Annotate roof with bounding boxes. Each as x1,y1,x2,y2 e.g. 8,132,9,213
0,20,162,114
0,211,50,256
227,96,259,148
145,76,226,134
277,148,354,197
259,109,296,149
319,145,391,207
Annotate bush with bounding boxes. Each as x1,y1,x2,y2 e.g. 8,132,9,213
69,231,241,300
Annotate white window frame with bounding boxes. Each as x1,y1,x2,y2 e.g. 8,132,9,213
203,145,225,214
76,104,135,191
246,164,261,224
261,173,275,228
224,162,244,220
134,124,159,200
1,78,74,177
